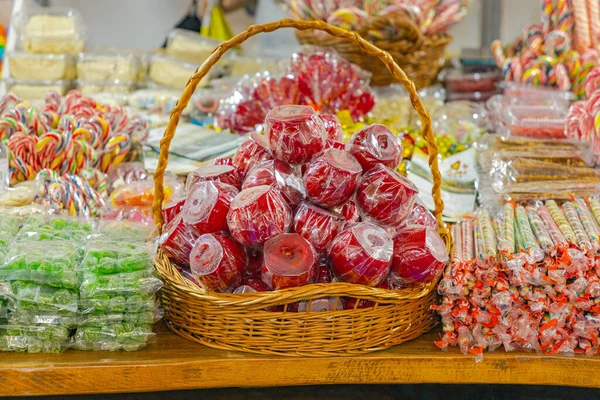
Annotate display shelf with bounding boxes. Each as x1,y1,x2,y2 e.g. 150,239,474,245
2,322,600,396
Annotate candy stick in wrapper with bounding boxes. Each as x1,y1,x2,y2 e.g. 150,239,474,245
515,205,540,252
562,201,592,251
501,202,516,253
462,218,474,261
474,219,484,260
493,216,504,252
571,196,600,244
452,223,463,264
526,205,555,252
537,204,568,247
546,199,577,244
586,196,600,227
477,209,497,259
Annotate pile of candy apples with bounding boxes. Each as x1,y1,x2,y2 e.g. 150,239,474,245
159,105,448,311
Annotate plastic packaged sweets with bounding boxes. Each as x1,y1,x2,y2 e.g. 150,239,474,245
0,324,71,353
81,239,155,275
8,309,79,328
190,87,228,122
110,175,183,208
79,269,162,298
0,213,22,236
149,54,209,89
79,293,159,314
499,105,568,139
15,7,86,54
444,70,500,93
166,29,221,63
7,52,76,80
4,78,71,100
73,322,155,351
78,309,163,326
17,215,93,242
130,88,189,115
11,281,79,313
498,82,575,102
76,51,140,82
94,220,156,242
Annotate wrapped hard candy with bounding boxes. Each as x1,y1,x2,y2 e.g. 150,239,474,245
319,113,343,141
181,181,239,234
159,214,200,266
331,199,361,226
346,124,403,171
242,159,306,208
261,233,317,289
293,201,345,253
162,196,185,226
232,134,273,179
186,164,241,192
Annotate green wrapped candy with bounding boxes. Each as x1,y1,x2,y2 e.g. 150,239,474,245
11,281,79,313
81,240,155,275
18,215,93,242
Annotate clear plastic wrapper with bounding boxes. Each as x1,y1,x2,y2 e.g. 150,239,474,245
562,201,592,251
94,219,156,242
5,78,71,100
261,233,317,289
389,225,448,287
303,148,361,208
79,309,163,326
166,29,221,63
81,239,155,275
535,203,568,248
232,133,273,179
72,322,155,351
431,100,486,144
189,232,247,292
1,240,81,289
149,54,209,89
79,292,159,314
15,7,86,54
499,82,575,102
79,269,162,298
162,197,185,226
106,162,148,194
159,214,200,266
525,206,554,252
7,51,76,80
293,201,345,253
186,164,241,192
226,185,292,248
182,180,238,235
545,200,577,245
17,215,93,242
461,218,474,261
264,105,326,165
243,159,305,208
11,281,78,313
328,222,392,286
346,124,403,171
356,164,418,227
443,70,501,93
0,324,71,353
0,181,40,207
331,199,361,226
76,80,136,96
500,105,567,139
476,209,497,259
190,87,228,123
76,51,140,82
571,198,600,246
0,213,22,236
319,113,343,141
587,196,600,227
110,175,183,208
8,309,79,328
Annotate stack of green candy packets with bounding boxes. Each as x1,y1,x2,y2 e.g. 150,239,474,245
73,221,162,351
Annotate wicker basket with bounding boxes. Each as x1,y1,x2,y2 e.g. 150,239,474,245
296,15,451,88
152,19,450,356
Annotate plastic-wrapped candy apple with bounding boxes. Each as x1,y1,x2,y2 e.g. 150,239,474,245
189,232,247,292
186,164,241,192
162,196,186,226
293,202,345,253
331,199,361,226
213,157,235,167
264,105,326,165
303,148,362,208
402,199,437,228
181,181,238,234
389,225,448,287
245,248,263,279
227,185,292,247
242,159,306,208
325,139,345,150
346,124,403,171
356,164,418,227
159,214,200,266
261,233,317,290
328,222,393,286
232,133,273,179
319,113,343,141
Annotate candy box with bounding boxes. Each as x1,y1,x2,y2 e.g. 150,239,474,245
0,324,71,353
18,215,93,242
500,105,568,139
443,70,500,93
79,293,159,314
72,322,155,352
11,281,79,314
1,240,81,289
79,269,162,299
166,29,222,64
7,51,76,80
81,239,155,275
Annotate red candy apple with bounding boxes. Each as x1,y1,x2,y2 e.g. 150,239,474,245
189,232,247,292
159,214,200,267
331,199,361,226
328,222,393,286
162,197,186,225
213,157,235,167
402,199,437,228
245,249,263,278
264,105,326,165
186,164,241,192
303,148,362,207
325,139,345,150
319,113,343,141
226,185,292,247
181,181,239,234
261,233,317,289
293,202,345,253
356,164,418,227
346,124,403,171
232,134,273,179
242,159,306,208
389,225,448,287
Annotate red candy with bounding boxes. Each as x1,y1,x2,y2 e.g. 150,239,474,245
303,148,362,207
226,185,292,247
402,199,437,229
293,202,345,253
390,225,448,287
242,159,306,208
159,214,200,266
319,113,343,141
261,233,317,289
245,248,263,278
346,124,403,171
186,164,241,192
356,164,418,227
325,139,345,150
181,181,238,234
328,222,393,286
162,197,185,225
331,199,361,226
232,134,273,179
265,105,326,165
213,157,235,167
189,232,247,292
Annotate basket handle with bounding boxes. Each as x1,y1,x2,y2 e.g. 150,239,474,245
152,18,447,235
362,13,424,48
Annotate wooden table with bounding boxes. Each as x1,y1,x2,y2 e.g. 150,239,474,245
2,322,600,397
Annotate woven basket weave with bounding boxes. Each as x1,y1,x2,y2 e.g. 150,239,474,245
152,19,450,356
296,15,451,88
